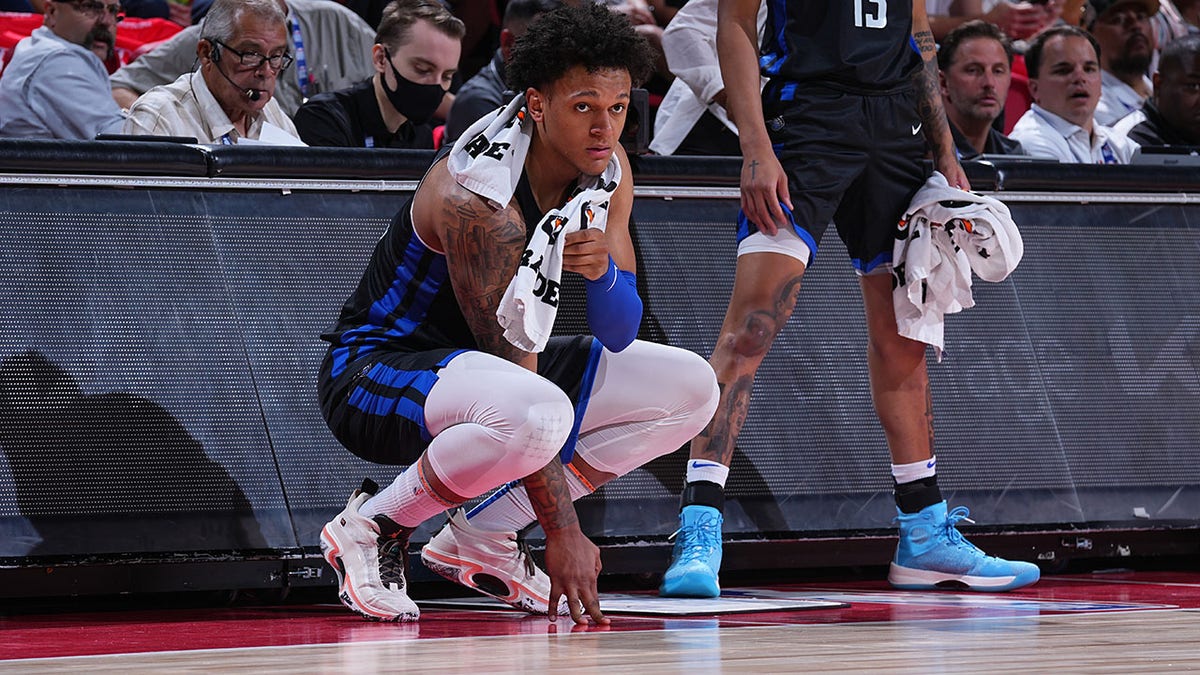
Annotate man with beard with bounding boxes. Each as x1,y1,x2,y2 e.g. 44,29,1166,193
293,0,464,149
123,0,303,144
1126,34,1200,144
1010,25,1140,161
1088,0,1159,125
0,0,125,139
938,20,1026,158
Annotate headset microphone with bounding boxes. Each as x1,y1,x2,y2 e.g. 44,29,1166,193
245,89,262,101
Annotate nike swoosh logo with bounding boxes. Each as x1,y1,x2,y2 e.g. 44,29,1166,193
690,460,720,469
926,459,937,469
911,123,922,135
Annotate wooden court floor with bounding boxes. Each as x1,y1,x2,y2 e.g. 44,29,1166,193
3,571,1199,673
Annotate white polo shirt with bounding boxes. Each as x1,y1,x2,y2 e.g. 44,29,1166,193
1009,104,1139,164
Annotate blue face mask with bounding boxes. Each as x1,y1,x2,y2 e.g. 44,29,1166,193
381,47,445,126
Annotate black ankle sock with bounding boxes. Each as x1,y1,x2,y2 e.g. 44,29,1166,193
894,475,942,514
682,480,725,512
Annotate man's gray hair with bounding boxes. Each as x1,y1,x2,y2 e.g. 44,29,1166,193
201,0,287,44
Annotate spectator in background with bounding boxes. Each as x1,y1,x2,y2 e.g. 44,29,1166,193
1010,25,1139,160
123,0,304,144
0,0,126,138
1124,33,1200,143
110,0,376,116
293,0,463,148
939,20,1027,157
1150,0,1197,53
648,0,765,156
927,0,1062,41
443,0,559,145
1088,0,1158,125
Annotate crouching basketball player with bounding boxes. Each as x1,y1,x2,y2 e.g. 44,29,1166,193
316,4,719,625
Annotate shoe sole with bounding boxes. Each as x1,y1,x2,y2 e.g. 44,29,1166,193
320,525,420,622
420,546,562,615
659,570,721,598
888,562,1041,592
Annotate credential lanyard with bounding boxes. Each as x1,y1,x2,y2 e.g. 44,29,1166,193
289,19,309,99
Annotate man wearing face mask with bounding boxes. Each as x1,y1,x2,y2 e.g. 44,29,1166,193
292,0,463,148
123,0,303,144
0,0,126,139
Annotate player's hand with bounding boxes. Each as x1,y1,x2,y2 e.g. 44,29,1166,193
740,146,793,236
543,526,609,625
936,154,972,192
563,228,612,281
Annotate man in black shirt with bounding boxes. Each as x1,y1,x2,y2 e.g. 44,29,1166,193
1128,34,1200,146
444,0,560,144
938,20,1027,158
293,0,462,148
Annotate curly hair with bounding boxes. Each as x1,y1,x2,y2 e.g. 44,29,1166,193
506,3,656,93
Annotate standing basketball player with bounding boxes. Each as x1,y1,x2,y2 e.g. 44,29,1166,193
317,4,718,624
659,0,1041,597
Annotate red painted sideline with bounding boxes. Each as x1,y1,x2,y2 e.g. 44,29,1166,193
2,571,1197,661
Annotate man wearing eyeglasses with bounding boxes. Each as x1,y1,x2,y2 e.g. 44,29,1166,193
0,0,126,139
109,0,375,117
123,0,303,144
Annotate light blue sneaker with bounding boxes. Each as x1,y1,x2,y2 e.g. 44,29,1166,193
659,504,724,598
888,501,1041,592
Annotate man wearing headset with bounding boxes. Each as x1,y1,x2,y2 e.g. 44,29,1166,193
123,0,304,144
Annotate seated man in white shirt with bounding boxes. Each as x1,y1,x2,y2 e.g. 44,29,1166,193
1010,25,1139,162
0,0,125,139
123,0,304,145
1088,0,1158,126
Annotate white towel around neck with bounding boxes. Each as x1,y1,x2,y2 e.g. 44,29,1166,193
446,94,622,353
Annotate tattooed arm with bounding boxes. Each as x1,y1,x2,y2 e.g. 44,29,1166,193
416,158,535,370
718,0,793,235
524,461,608,625
911,1,971,191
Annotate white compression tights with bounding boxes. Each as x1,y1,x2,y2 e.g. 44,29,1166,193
466,340,719,530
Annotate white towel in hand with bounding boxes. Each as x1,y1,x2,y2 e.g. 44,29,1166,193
892,171,1023,360
447,94,622,352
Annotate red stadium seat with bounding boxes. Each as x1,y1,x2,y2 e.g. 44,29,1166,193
1005,54,1033,135
0,11,181,76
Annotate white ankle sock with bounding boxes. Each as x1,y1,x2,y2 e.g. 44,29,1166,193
685,459,730,487
891,456,937,484
466,467,593,532
361,463,457,528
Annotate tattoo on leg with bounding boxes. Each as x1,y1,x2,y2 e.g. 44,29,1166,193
698,375,754,466
924,383,935,454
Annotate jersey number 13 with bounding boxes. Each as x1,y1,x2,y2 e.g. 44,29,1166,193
853,0,887,28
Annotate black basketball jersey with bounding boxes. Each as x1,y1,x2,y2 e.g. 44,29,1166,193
322,164,545,378
760,0,921,92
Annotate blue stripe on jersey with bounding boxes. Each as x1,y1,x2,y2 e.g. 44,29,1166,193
735,206,820,268
331,345,350,379
909,34,920,57
337,232,449,354
764,0,789,75
558,338,604,464
347,361,441,440
854,250,892,274
372,234,448,333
